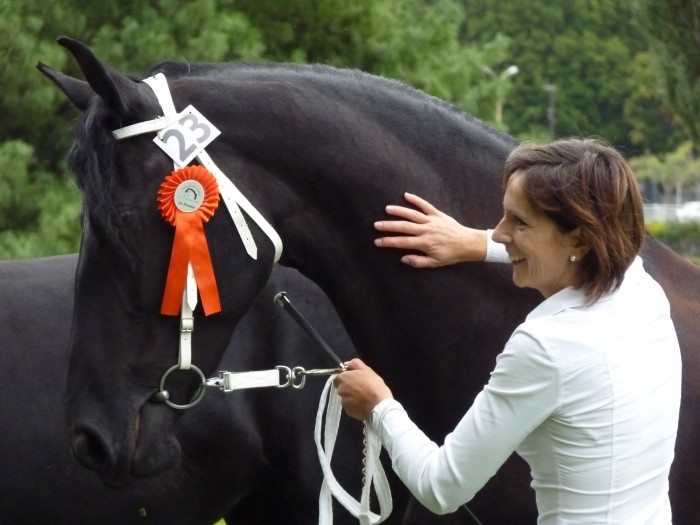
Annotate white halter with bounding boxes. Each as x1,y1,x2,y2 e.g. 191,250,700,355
112,73,283,374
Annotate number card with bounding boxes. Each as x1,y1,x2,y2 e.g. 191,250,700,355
154,105,221,167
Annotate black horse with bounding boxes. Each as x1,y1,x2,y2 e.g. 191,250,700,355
0,254,360,524
39,36,700,524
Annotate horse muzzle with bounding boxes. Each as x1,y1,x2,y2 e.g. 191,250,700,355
70,403,181,487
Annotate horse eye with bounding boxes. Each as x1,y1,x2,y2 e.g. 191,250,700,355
117,209,137,222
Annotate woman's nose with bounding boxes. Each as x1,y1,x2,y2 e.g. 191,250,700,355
492,218,510,244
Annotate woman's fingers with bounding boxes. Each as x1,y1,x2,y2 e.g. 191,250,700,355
402,192,440,215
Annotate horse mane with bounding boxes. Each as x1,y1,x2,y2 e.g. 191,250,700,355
148,60,514,147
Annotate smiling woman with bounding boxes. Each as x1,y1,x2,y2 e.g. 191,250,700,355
491,172,583,299
338,138,681,523
495,139,645,303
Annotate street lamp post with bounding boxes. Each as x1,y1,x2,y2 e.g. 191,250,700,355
543,84,557,140
484,65,519,127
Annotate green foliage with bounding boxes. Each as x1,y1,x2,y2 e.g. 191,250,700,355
86,1,265,70
623,51,686,152
630,142,700,202
0,140,81,259
630,0,700,153
1,0,699,259
460,0,684,154
646,221,700,239
647,221,700,259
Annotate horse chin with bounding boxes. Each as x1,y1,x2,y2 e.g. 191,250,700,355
71,402,181,488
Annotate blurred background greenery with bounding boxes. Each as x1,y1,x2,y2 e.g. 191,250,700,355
1,0,698,260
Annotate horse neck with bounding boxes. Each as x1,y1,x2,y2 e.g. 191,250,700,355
642,237,700,351
191,71,524,390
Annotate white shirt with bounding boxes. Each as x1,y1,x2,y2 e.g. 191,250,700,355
371,255,682,524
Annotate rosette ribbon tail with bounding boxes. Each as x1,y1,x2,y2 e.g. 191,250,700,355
161,213,221,316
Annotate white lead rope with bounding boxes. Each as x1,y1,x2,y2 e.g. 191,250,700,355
316,376,392,525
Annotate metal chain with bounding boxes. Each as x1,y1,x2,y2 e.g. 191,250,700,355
361,423,369,486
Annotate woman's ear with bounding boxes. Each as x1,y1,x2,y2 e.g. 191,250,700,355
564,227,591,258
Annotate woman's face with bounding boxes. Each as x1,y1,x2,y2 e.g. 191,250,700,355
492,171,582,298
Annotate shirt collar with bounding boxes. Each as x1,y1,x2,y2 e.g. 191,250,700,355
526,286,587,321
525,256,644,321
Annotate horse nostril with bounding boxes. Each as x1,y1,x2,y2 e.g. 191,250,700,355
71,428,111,471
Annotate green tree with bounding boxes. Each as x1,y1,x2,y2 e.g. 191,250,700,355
460,0,683,154
0,140,80,258
0,1,83,171
623,51,686,153
2,0,696,258
630,0,700,153
630,142,700,203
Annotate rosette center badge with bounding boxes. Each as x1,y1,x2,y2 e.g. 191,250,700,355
174,180,205,212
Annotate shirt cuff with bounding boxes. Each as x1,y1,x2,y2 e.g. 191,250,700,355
370,398,408,452
485,229,509,263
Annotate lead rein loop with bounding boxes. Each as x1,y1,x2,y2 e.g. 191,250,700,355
316,376,392,525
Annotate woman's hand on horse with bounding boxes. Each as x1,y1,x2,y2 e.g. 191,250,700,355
335,359,393,421
374,192,488,268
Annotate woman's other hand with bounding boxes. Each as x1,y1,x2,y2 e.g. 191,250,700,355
334,359,393,421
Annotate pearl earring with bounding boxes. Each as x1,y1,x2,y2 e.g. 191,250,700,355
569,255,577,262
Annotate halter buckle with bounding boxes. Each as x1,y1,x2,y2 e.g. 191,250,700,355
180,316,194,332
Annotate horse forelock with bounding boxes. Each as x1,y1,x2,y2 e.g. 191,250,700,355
68,100,140,266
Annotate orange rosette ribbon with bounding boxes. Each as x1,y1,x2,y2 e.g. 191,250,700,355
158,165,221,316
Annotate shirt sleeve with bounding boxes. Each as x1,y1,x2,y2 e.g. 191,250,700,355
484,229,509,263
370,331,561,514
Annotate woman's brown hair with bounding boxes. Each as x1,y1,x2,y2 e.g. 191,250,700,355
503,138,645,303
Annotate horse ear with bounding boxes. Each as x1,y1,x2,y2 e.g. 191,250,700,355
36,62,94,111
53,36,154,119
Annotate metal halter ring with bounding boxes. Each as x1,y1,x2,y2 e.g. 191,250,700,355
155,364,207,410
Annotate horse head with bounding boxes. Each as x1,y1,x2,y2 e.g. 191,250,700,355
38,37,276,486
